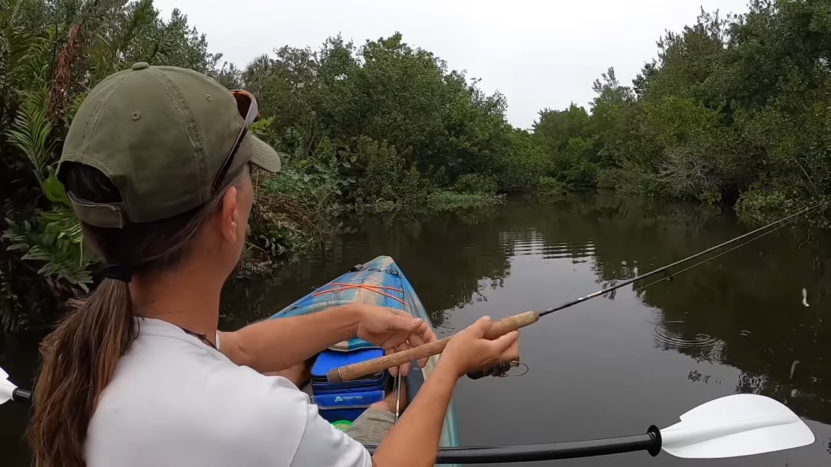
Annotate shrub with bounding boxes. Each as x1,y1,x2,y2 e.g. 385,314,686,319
453,174,498,195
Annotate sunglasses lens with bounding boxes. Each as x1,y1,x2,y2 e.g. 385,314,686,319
232,91,258,124
213,91,258,192
245,96,259,124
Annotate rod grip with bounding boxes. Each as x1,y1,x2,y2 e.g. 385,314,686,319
327,311,539,383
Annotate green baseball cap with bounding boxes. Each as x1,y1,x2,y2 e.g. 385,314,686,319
57,62,281,228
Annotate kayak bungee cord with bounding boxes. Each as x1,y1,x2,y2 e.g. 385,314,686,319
328,203,822,383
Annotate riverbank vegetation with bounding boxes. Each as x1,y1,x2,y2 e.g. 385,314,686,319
1,0,829,332
0,0,543,330
532,0,830,223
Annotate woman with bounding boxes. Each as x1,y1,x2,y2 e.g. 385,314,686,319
28,63,520,467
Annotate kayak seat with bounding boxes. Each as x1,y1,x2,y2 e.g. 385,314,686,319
309,347,389,426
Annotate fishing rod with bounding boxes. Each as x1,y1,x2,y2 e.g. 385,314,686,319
328,203,821,383
0,369,816,463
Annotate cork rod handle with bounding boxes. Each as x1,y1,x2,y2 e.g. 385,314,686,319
326,311,539,383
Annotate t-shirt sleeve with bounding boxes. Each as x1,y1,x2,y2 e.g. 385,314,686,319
290,402,373,467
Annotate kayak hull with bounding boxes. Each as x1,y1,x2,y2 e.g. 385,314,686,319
270,255,461,458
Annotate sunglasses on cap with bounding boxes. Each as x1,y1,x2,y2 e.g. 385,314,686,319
211,89,261,192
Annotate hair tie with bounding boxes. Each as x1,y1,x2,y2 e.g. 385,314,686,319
98,264,133,283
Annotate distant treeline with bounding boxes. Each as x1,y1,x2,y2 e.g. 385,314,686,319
0,0,825,331
533,0,828,224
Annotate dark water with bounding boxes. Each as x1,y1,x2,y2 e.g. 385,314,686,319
3,194,831,466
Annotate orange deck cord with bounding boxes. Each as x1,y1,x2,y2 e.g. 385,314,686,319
312,282,405,305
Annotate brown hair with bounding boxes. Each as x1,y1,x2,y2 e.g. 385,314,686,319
27,162,247,467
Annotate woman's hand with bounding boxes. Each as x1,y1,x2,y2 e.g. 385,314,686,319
440,316,520,378
351,304,437,377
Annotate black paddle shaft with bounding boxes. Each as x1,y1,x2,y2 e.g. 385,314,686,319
365,426,662,463
12,388,31,402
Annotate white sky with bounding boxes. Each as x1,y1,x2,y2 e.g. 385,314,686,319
153,0,750,129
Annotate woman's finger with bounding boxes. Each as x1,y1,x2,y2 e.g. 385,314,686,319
387,309,421,329
407,317,425,333
421,325,437,344
386,347,398,378
405,331,431,368
380,330,410,351
499,339,520,362
408,330,426,347
395,342,409,377
489,330,519,355
407,333,428,368
415,321,437,368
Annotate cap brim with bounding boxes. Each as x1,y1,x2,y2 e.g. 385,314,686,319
245,134,282,173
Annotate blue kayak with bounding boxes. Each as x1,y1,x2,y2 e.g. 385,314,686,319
269,255,461,459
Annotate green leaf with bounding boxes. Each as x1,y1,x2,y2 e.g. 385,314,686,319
42,168,71,207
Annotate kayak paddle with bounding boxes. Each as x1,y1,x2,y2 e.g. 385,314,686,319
0,367,31,405
0,367,815,463
363,393,816,464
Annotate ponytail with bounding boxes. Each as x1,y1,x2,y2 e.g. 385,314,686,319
26,162,247,467
28,278,136,467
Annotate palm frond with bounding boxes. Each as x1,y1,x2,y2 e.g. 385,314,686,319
0,0,40,100
5,84,53,185
4,208,92,292
63,91,87,125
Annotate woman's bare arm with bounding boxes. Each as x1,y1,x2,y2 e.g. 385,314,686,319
371,359,458,467
218,305,359,372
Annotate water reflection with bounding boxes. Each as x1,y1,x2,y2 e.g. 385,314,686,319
223,195,831,427
3,194,831,466
626,220,831,425
224,195,831,430
221,209,513,330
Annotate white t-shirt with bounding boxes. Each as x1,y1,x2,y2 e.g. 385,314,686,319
85,317,372,467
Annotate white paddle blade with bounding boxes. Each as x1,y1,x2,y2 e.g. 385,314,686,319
0,367,18,405
660,394,815,459
0,380,16,405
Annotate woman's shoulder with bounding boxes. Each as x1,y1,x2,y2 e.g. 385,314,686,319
85,337,313,466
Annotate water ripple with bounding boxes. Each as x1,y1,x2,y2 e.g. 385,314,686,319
654,320,721,351
499,230,596,260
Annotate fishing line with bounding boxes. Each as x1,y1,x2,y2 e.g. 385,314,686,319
325,203,823,385
537,203,821,318
501,362,529,377
632,213,802,294
498,208,811,380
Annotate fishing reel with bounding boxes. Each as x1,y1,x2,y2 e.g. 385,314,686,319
466,361,528,380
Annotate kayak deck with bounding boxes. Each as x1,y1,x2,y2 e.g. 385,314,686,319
269,255,460,454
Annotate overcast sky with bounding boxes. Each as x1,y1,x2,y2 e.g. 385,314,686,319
153,0,750,129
